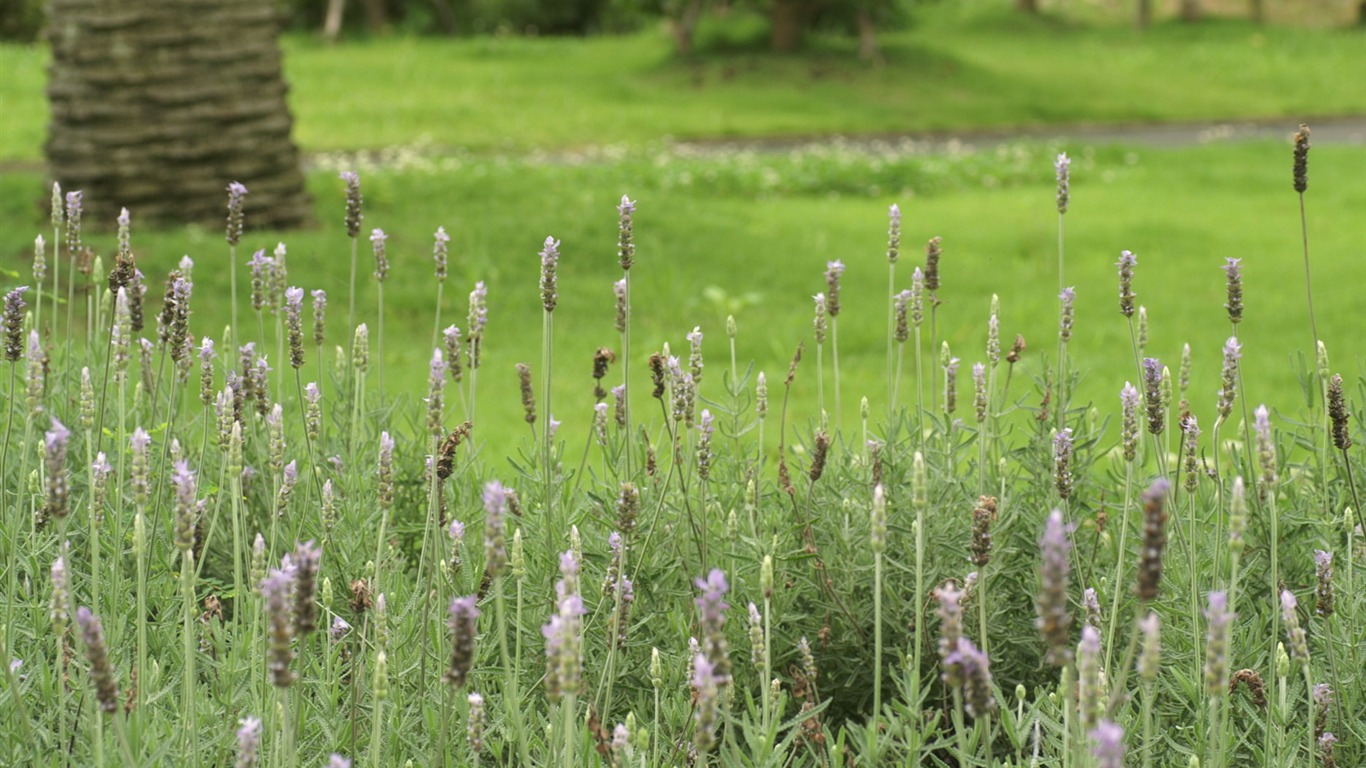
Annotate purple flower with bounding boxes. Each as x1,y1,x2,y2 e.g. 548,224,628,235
1078,625,1101,728
1204,592,1233,696
43,418,71,521
330,616,351,641
1037,510,1073,666
64,190,83,257
692,654,721,752
1117,250,1137,317
444,595,480,687
695,569,731,685
340,172,362,238
310,289,327,347
945,638,995,718
539,236,560,313
1136,478,1170,601
1058,286,1076,342
1314,550,1334,617
75,607,118,713
226,182,248,246
1223,257,1243,324
1055,152,1071,214
1280,590,1309,663
936,581,964,679
542,551,586,702
236,716,262,768
1089,721,1125,768
1053,428,1074,499
2,286,28,362
248,250,273,311
482,481,508,576
172,460,198,553
886,203,901,264
292,540,321,635
1255,405,1277,490
1121,382,1139,461
327,756,351,768
617,195,636,272
370,229,388,283
260,568,296,686
1217,337,1241,421
1137,611,1161,680
824,260,845,317
1142,357,1164,435
433,226,450,281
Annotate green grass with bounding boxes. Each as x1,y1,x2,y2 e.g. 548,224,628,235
3,8,1366,160
3,139,1363,462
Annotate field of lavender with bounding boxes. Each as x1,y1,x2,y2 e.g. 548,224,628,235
1,128,1362,768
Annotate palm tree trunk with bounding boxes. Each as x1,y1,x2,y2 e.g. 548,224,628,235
46,0,311,230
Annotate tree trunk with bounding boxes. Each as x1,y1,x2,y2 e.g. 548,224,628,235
1016,0,1039,13
668,0,705,57
46,0,311,230
1248,0,1264,24
856,7,879,63
1179,0,1201,22
1137,0,1152,29
323,0,345,42
770,0,805,52
360,0,387,32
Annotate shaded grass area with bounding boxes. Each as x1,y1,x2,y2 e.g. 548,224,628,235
2,139,1362,461
2,9,1366,161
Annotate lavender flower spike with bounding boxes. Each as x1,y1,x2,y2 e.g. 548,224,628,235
226,182,248,246
824,260,845,317
260,568,296,687
1055,152,1071,214
1036,510,1073,666
1117,250,1137,318
692,654,721,752
886,203,901,264
44,417,72,522
433,226,450,281
2,286,28,362
482,480,508,576
1089,721,1125,768
236,716,262,768
1223,258,1243,324
75,607,119,713
370,229,388,283
1280,589,1309,664
1204,591,1233,696
539,236,560,313
445,595,480,687
542,550,586,702
695,568,731,684
340,171,362,238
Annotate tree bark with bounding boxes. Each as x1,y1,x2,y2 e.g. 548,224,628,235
1137,0,1152,29
1248,0,1264,24
668,0,705,57
770,0,805,52
323,0,345,42
1179,0,1201,22
46,0,311,229
856,7,879,63
1016,0,1039,13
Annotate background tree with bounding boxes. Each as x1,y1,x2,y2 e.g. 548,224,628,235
45,0,311,229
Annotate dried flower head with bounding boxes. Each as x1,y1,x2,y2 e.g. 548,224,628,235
76,607,119,713
1327,374,1351,451
925,236,942,294
1292,124,1310,194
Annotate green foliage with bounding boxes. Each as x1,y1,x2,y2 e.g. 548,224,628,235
0,0,42,42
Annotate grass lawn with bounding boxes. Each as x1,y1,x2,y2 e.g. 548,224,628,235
3,7,1366,160
3,138,1362,461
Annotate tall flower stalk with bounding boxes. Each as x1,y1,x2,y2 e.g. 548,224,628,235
539,236,560,542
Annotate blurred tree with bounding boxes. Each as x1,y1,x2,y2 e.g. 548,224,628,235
1138,0,1151,29
46,0,311,228
1180,0,1201,21
1016,0,1038,14
665,0,707,55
